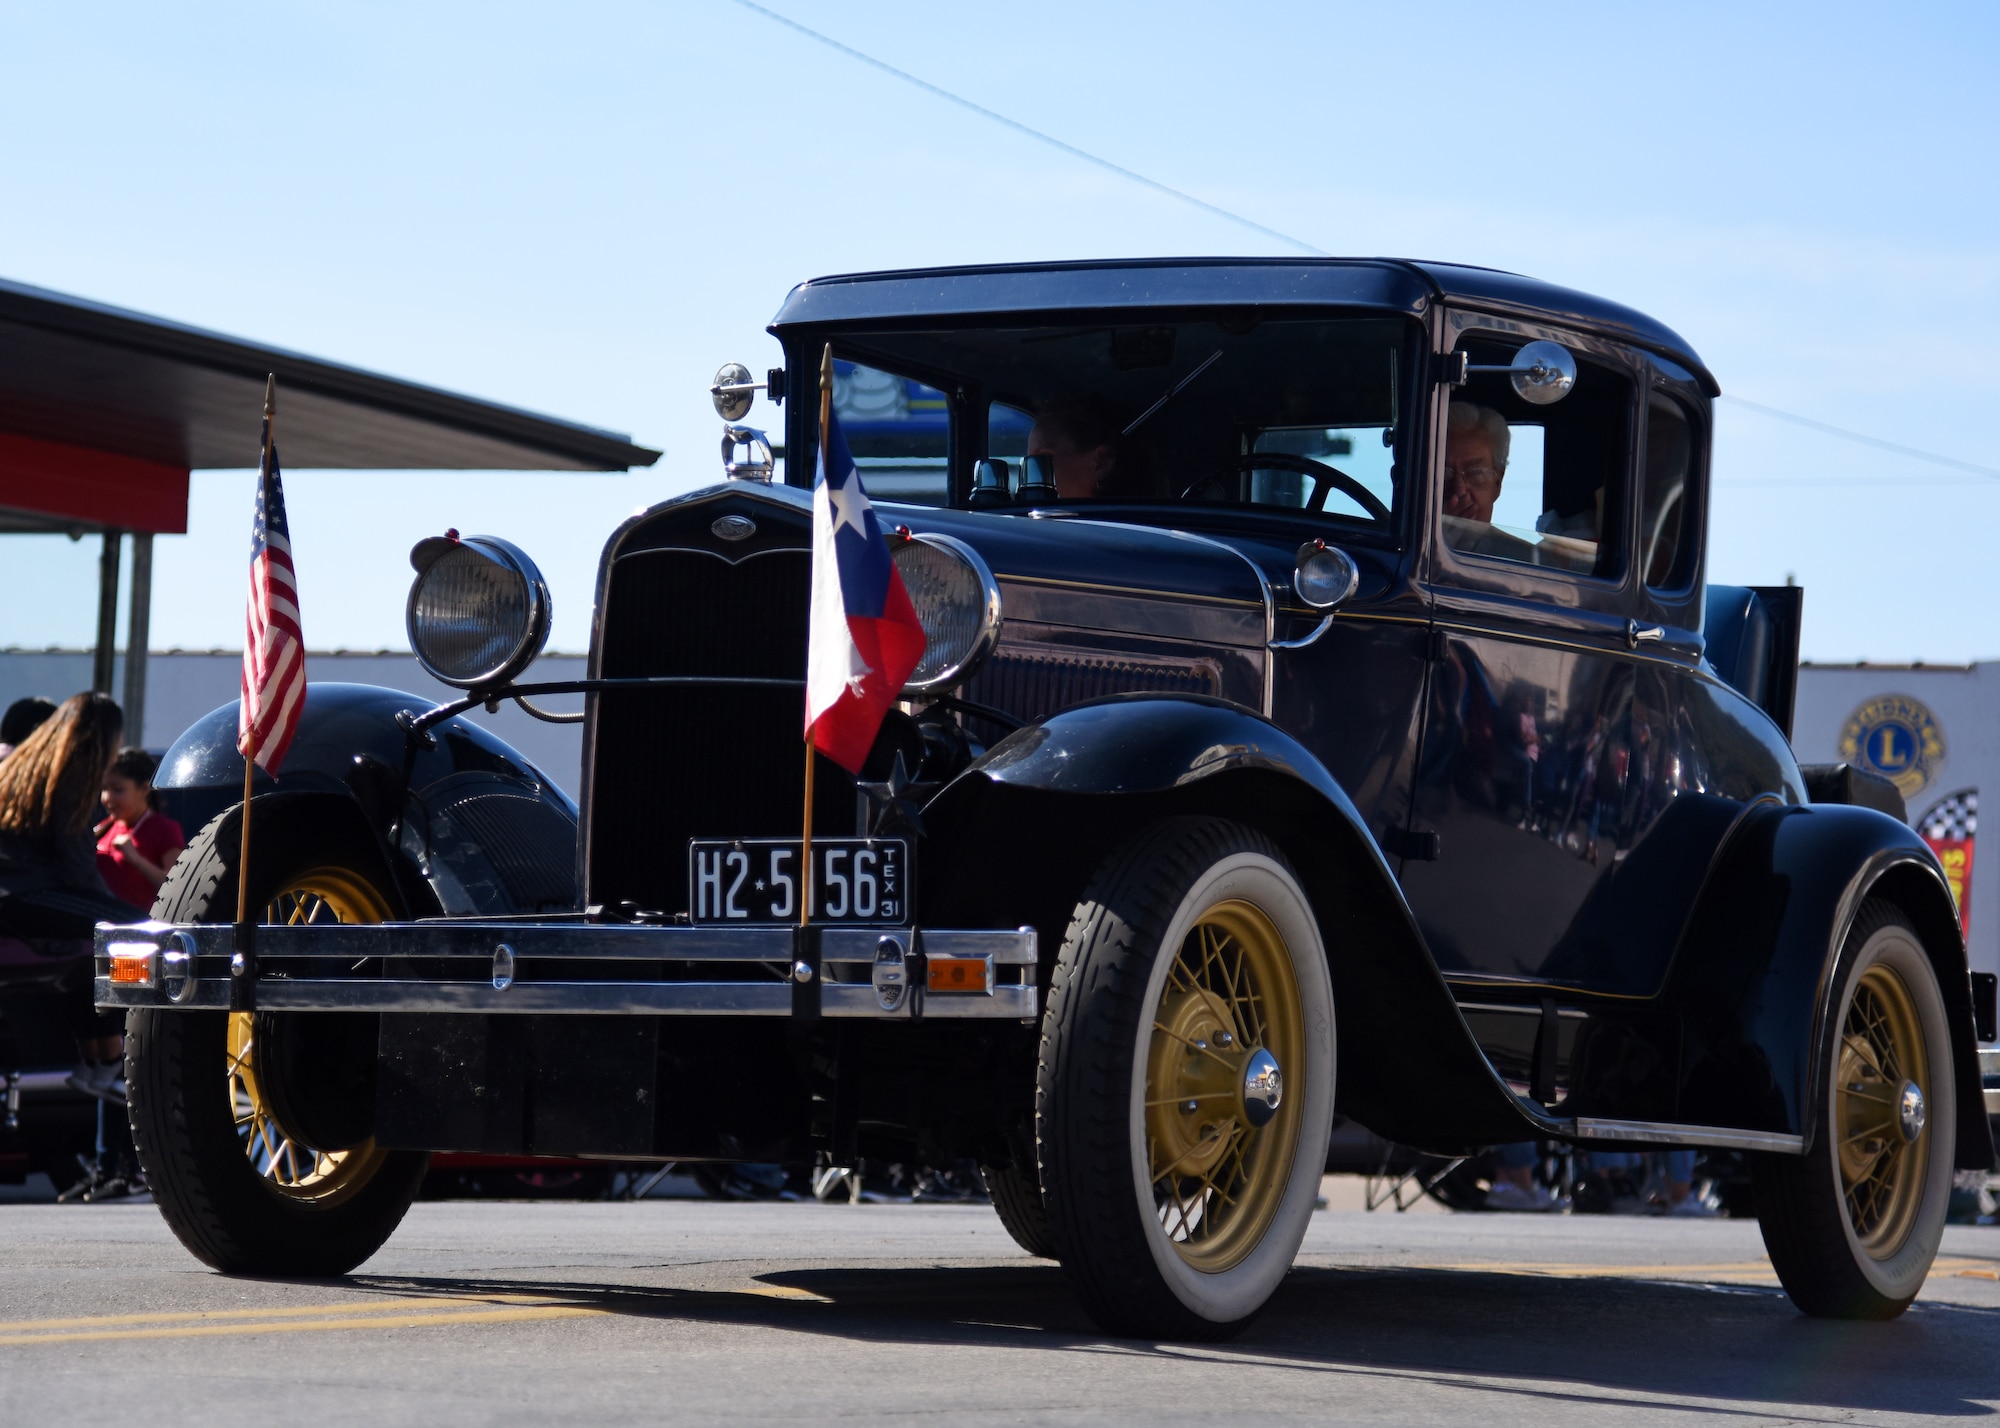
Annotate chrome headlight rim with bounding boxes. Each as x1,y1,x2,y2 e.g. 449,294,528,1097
895,532,1002,694
406,534,552,690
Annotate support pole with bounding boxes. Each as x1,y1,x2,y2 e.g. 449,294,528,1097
92,530,122,696
123,532,153,747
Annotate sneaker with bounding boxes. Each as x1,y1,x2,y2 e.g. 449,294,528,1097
66,1063,125,1104
1666,1195,1720,1218
1485,1180,1559,1213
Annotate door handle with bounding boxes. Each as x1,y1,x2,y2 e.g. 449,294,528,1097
1626,620,1665,649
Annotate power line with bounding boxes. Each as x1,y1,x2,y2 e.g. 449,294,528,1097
728,0,1327,257
1719,396,2000,480
736,2,1992,485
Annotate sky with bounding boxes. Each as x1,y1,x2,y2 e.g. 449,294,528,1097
1,1,1996,662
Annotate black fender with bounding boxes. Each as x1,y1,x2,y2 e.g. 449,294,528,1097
917,693,1540,1151
1666,799,1993,1170
155,682,580,917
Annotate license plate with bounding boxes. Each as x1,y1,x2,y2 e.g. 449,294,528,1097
688,838,910,925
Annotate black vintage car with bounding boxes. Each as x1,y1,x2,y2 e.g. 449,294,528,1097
101,258,1995,1338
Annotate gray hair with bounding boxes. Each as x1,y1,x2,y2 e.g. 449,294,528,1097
1447,401,1510,472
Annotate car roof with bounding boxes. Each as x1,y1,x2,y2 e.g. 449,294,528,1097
769,257,1717,396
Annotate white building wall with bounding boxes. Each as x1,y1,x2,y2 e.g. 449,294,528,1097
0,650,588,799
1795,662,2000,984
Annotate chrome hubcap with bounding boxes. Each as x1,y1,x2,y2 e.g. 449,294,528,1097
1240,1048,1283,1128
1896,1080,1927,1144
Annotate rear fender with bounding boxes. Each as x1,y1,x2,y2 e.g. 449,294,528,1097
1667,800,1992,1169
919,694,1540,1150
155,682,579,917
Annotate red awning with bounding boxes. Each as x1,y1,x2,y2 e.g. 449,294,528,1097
0,276,660,535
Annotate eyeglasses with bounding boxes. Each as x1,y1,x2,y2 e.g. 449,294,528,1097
1443,462,1500,489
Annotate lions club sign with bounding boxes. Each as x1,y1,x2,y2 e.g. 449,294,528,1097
1838,693,1946,801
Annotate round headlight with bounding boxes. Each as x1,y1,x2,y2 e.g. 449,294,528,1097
1294,541,1359,610
406,535,551,688
893,534,1002,692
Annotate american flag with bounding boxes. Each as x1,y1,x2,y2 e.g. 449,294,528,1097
239,420,305,773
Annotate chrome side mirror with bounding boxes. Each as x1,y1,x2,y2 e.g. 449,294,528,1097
1459,340,1578,405
721,425,773,482
1294,541,1359,609
711,362,785,421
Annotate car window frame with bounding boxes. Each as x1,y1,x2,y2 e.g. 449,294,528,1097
1426,312,1646,621
785,310,1428,548
1636,356,1711,633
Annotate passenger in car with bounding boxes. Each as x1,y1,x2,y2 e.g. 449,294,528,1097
1028,397,1132,500
1443,401,1509,522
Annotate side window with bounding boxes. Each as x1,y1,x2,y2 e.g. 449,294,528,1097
1641,396,1695,590
988,400,1033,460
1441,339,1631,580
832,360,949,505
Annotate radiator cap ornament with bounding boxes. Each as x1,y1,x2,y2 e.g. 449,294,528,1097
711,514,757,542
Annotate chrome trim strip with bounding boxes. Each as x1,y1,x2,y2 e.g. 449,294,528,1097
95,975,1038,1020
92,920,1041,1021
1570,1118,1805,1154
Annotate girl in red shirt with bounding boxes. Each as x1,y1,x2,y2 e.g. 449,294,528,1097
95,747,184,910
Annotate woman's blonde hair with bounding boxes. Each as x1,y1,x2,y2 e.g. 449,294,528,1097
0,692,124,837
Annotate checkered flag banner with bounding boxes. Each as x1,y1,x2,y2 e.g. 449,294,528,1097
1918,788,1977,842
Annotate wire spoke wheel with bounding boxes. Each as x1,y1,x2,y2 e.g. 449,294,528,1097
1835,965,1929,1257
1144,901,1304,1273
1039,818,1334,1339
226,865,392,1206
1750,898,1955,1320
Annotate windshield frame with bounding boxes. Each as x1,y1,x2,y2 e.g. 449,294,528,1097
780,306,1429,551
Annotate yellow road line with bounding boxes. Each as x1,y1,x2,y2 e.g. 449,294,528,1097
0,1295,548,1333
1420,1254,1996,1282
0,1304,605,1348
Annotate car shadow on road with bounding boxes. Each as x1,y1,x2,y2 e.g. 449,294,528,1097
345,1261,2000,1418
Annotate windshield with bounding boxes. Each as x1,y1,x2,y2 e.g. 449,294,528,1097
824,315,1417,534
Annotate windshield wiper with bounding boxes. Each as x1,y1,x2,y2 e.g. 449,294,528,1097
1122,349,1223,436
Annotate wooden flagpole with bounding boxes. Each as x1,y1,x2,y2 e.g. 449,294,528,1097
235,374,276,926
801,345,833,927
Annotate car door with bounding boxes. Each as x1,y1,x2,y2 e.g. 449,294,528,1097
1397,318,1669,993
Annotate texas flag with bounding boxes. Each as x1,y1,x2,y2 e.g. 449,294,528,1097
804,407,926,773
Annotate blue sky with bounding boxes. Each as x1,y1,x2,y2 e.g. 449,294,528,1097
1,1,1995,660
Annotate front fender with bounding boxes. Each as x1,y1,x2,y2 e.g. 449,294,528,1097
1668,800,1992,1169
920,694,1543,1151
156,683,579,917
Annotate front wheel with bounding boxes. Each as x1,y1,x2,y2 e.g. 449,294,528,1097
1752,899,1956,1319
1037,818,1335,1339
126,800,428,1275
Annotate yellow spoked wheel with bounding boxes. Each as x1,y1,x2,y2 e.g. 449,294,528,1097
1145,900,1305,1273
1836,964,1931,1258
225,866,392,1206
1752,898,1955,1320
1040,819,1334,1339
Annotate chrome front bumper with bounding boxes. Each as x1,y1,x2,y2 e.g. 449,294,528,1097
93,920,1038,1021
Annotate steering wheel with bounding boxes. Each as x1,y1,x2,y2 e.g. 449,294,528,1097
1179,453,1391,524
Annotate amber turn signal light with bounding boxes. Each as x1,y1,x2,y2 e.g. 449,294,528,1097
107,947,156,986
926,956,991,993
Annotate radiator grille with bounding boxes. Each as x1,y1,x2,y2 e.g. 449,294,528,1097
586,540,854,913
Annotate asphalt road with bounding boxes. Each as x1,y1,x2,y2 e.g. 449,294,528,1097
2,1189,1996,1425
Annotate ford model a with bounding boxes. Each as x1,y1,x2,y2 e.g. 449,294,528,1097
102,260,1994,1337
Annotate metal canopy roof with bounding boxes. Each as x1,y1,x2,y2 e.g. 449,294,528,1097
0,276,661,474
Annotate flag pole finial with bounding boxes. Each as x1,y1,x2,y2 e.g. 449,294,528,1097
263,373,275,420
